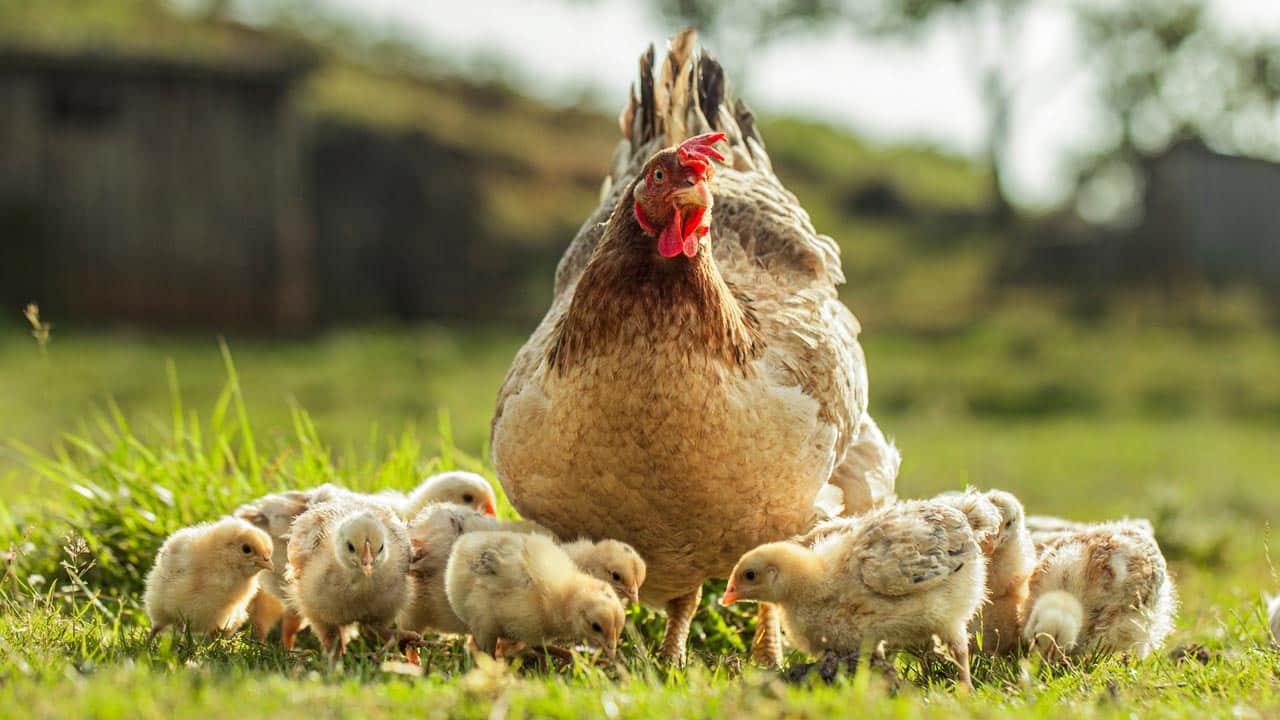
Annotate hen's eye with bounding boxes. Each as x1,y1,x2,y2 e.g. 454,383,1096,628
463,494,474,504
592,622,603,633
347,542,356,552
241,544,252,554
744,570,757,582
653,167,665,182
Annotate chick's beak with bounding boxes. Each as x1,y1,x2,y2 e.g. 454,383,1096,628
719,585,740,606
483,497,497,516
360,540,374,576
255,556,274,572
626,587,640,604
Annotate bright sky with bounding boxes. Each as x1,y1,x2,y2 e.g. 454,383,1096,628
317,0,1280,209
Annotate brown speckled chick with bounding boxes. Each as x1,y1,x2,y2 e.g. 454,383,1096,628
1024,525,1176,661
401,504,501,635
144,517,274,640
401,471,498,521
235,488,314,647
722,500,987,688
445,531,624,659
285,499,418,659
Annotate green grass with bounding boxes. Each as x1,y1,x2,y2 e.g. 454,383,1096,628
1,322,1279,718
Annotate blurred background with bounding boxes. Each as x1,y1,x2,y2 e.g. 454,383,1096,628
0,0,1277,544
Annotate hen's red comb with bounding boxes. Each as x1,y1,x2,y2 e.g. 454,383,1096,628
676,132,727,178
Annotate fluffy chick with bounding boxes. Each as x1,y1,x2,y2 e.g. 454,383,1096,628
401,504,501,635
1266,593,1280,647
235,488,314,647
938,489,1035,654
401,471,498,521
445,531,624,659
1023,526,1176,661
722,500,987,688
285,499,416,658
559,538,647,606
144,517,274,639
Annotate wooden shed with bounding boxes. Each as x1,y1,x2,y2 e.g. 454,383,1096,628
0,42,315,329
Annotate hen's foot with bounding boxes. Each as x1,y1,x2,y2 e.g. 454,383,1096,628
658,586,702,666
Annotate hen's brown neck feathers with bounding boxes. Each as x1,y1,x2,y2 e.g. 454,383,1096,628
548,182,760,374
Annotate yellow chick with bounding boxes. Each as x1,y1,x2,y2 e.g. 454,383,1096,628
1023,525,1176,661
559,538,647,606
401,471,498,521
285,499,417,659
144,517,274,640
235,488,314,647
401,504,501,635
445,530,624,659
722,500,987,688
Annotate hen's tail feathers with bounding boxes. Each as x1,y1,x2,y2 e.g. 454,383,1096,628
1024,589,1084,660
610,29,770,193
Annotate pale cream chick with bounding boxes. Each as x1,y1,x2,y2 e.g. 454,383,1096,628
445,531,624,659
559,538,647,606
235,488,314,647
144,517,274,639
1266,593,1280,647
1027,515,1155,553
401,471,498,521
1023,526,1176,661
722,500,987,688
285,500,418,659
401,504,501,635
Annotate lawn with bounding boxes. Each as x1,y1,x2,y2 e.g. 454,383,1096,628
1,319,1278,718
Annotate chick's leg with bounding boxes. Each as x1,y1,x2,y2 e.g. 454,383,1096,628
658,585,701,666
751,603,783,667
281,610,304,651
944,632,973,691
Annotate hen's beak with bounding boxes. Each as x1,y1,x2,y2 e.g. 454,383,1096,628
671,179,713,212
360,540,374,576
719,585,740,606
255,556,275,572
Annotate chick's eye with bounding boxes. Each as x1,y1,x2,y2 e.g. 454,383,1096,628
592,622,603,634
377,545,385,554
241,544,252,554
744,570,757,582
612,571,622,582
462,494,474,503
347,542,356,553
1004,521,1014,529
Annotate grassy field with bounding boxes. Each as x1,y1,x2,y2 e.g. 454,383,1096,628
1,320,1279,718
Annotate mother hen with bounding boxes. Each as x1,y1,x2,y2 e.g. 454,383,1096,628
492,31,898,664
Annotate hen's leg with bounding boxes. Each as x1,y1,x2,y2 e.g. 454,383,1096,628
658,586,702,665
751,603,783,667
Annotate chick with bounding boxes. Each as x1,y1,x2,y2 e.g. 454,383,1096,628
559,538,647,606
722,500,987,688
144,517,274,640
1023,525,1176,661
401,504,501,635
401,471,498,521
285,499,417,658
1266,593,1280,647
445,530,624,659
235,488,314,647
938,489,1035,654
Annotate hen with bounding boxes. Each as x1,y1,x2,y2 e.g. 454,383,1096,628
491,30,897,663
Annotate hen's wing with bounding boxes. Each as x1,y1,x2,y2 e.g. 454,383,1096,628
851,502,980,597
